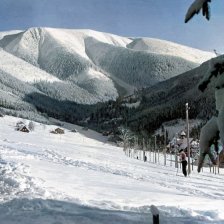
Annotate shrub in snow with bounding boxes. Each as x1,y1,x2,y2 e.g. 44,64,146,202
16,120,25,128
50,128,64,134
28,121,35,131
118,126,133,151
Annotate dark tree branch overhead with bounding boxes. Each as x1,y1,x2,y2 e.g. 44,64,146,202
185,0,211,23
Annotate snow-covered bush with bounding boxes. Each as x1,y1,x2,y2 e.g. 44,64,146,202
185,0,211,23
118,126,133,151
28,121,35,131
185,1,224,171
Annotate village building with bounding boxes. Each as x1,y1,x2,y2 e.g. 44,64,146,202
16,125,30,133
50,128,65,134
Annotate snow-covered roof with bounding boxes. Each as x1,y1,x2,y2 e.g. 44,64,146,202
180,131,186,136
179,138,194,150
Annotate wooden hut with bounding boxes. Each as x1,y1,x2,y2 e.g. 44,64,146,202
18,125,30,133
50,128,64,134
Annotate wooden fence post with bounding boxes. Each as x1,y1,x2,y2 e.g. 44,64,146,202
164,130,167,166
151,205,159,224
217,153,220,174
169,143,172,167
143,138,146,162
164,151,166,166
154,136,157,164
175,148,178,168
170,153,172,167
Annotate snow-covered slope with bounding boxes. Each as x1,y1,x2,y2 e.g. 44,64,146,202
125,59,216,134
0,28,130,74
0,49,60,83
0,27,215,100
0,115,224,223
0,30,22,40
85,37,199,88
127,37,214,64
154,118,203,140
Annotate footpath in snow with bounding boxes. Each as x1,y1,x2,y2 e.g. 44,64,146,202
0,116,224,223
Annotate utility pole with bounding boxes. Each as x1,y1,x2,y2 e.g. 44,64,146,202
143,138,146,162
186,103,191,175
164,130,166,166
175,134,178,168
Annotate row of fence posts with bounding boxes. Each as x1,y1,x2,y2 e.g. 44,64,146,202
125,146,182,168
209,157,220,174
124,136,221,175
124,137,221,224
124,136,184,169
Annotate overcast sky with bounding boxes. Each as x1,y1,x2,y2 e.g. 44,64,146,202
1,0,224,52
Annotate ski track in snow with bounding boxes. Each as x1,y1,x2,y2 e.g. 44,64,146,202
1,139,224,202
0,116,224,223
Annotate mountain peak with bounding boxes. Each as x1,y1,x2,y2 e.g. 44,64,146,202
127,37,215,64
0,27,216,107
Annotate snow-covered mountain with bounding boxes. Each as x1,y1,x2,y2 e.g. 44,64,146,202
127,37,213,64
89,58,216,135
0,30,22,40
0,28,215,101
129,60,217,133
0,27,216,123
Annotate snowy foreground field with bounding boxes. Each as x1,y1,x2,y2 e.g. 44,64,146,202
0,116,224,224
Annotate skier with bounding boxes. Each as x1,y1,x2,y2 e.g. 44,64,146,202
179,149,187,177
144,155,147,162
